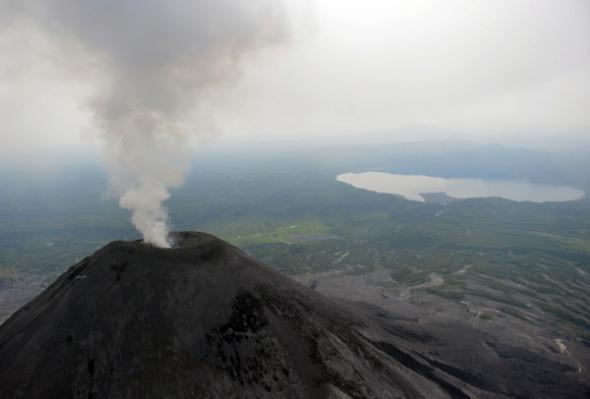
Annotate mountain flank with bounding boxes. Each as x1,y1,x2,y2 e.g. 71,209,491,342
0,232,587,398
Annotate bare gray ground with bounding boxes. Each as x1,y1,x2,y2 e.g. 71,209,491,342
295,268,590,394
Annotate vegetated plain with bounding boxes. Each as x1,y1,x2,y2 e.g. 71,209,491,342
1,141,590,353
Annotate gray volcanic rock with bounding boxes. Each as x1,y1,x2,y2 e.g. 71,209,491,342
0,232,587,398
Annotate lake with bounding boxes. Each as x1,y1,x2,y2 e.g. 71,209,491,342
337,172,585,203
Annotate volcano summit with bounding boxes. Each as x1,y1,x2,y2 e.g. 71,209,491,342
0,232,587,398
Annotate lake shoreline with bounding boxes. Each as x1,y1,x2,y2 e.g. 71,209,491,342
337,172,585,203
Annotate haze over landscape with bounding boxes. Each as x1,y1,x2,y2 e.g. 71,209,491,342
0,1,589,398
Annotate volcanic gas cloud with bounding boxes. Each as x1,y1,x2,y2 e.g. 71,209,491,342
4,0,290,247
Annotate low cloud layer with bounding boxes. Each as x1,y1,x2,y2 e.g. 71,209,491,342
211,0,590,138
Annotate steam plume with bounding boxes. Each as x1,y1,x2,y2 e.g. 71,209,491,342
7,0,288,247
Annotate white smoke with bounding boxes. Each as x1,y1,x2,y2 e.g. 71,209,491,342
3,0,289,247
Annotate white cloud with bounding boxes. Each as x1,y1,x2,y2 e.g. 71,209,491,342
0,0,589,152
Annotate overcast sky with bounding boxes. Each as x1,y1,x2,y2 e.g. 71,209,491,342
1,0,589,156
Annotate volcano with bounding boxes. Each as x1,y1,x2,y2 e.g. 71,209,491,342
0,232,587,398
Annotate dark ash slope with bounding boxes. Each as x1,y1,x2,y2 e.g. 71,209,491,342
0,232,587,398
